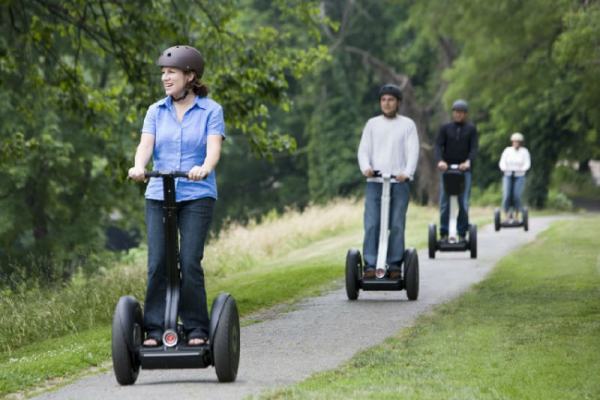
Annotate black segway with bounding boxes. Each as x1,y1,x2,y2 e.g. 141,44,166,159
345,172,419,301
428,165,477,259
112,171,240,385
494,172,528,231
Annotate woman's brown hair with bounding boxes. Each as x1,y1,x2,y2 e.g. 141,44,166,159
188,72,209,97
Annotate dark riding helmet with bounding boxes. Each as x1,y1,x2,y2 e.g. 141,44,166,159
378,84,403,101
157,45,205,79
451,99,469,112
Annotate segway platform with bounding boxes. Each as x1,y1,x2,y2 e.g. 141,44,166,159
112,171,240,385
345,173,419,301
494,207,529,231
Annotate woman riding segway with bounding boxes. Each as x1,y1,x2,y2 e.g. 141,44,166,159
128,45,225,348
495,132,531,230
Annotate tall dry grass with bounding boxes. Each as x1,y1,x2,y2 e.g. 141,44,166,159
0,198,363,354
204,198,363,277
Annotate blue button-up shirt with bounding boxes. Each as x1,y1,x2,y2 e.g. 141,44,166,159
142,95,225,201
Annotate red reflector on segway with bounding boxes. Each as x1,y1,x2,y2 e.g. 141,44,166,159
163,330,178,347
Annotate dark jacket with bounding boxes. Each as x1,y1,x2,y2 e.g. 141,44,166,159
434,121,478,165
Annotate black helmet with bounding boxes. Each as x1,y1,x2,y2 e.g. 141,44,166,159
157,45,204,79
451,99,469,112
378,84,403,101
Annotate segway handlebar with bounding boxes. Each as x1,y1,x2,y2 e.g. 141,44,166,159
372,170,392,178
372,170,410,182
144,170,190,178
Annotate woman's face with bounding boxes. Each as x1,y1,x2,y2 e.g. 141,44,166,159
512,140,522,149
161,67,193,97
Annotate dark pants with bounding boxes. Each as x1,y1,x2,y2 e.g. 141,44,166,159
363,181,410,267
439,171,471,236
144,197,214,340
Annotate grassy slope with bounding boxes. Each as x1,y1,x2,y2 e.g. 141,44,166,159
263,215,600,400
0,204,491,398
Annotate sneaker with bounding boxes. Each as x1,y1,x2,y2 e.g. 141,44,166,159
440,234,448,242
363,266,376,279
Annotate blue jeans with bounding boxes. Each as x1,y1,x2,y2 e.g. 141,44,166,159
363,181,410,267
144,197,214,340
502,175,526,213
439,171,471,236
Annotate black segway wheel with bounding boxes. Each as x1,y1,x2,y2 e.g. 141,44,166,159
428,223,437,259
111,296,143,385
345,249,361,300
494,208,501,231
469,224,477,259
212,294,240,383
403,249,419,301
523,207,529,231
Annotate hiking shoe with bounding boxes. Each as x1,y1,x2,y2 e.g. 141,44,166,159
458,235,467,242
388,263,402,280
363,267,376,279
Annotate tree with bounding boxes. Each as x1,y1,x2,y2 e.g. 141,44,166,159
303,0,451,204
422,0,600,206
0,0,327,282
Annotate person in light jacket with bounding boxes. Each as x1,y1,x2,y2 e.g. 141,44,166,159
357,84,419,279
499,132,531,221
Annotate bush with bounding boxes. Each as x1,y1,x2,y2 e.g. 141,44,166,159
545,189,574,211
471,183,502,207
551,165,600,199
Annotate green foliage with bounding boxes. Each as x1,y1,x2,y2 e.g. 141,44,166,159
545,189,574,211
0,0,327,282
302,0,441,202
419,0,600,207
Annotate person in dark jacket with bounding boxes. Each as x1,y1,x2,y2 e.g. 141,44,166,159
434,99,478,241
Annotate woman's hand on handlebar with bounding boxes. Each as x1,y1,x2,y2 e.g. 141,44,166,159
395,174,409,182
188,165,211,181
128,166,146,182
437,161,448,171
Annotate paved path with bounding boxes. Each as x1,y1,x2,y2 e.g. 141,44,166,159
33,216,559,400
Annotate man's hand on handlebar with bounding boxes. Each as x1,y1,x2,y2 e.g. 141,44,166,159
437,161,448,171
363,168,375,178
458,159,471,171
128,166,146,182
395,174,409,182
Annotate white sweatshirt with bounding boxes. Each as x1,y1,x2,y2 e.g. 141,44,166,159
357,114,420,181
499,146,531,176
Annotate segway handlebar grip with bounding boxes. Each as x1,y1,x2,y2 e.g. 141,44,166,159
371,170,405,180
144,170,190,178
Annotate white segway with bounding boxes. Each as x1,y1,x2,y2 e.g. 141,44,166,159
345,172,419,301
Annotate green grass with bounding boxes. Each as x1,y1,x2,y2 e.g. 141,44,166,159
0,204,493,398
262,216,600,400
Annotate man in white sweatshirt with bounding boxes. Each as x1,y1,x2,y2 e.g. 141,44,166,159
357,84,420,279
499,132,531,220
